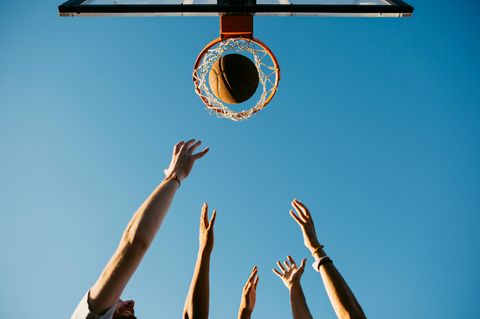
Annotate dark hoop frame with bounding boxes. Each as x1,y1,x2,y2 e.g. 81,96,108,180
59,0,414,17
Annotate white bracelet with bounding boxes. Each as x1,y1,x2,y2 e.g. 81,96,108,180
312,256,332,272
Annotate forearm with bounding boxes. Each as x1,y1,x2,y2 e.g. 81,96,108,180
238,308,252,319
289,282,313,319
184,247,212,319
313,249,366,319
291,200,365,319
89,177,179,313
124,177,179,247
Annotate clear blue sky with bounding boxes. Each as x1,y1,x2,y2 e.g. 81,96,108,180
1,1,479,318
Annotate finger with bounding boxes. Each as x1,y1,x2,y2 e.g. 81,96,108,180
253,276,259,289
272,268,283,278
293,199,311,219
300,203,312,220
245,281,252,293
283,260,291,270
201,203,208,228
244,270,256,289
292,200,309,221
251,273,258,287
292,202,309,223
276,261,286,272
184,139,196,151
193,147,209,160
247,266,258,283
290,210,306,225
287,255,296,267
188,140,202,154
177,143,187,157
174,141,184,155
208,209,217,229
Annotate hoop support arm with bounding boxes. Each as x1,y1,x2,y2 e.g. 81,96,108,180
220,15,253,39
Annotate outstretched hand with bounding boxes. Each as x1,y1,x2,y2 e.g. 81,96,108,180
199,203,216,253
240,266,259,315
273,256,306,290
290,199,321,253
164,139,209,183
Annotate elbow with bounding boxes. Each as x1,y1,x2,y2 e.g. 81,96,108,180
121,214,152,253
129,233,151,253
121,230,150,254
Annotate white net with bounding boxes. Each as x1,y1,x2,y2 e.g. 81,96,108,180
193,37,280,121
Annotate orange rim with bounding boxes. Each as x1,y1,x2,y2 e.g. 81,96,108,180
193,36,280,119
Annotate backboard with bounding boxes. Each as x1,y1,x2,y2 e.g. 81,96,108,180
58,0,414,120
58,0,414,17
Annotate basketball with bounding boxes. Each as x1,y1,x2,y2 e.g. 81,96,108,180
209,53,259,104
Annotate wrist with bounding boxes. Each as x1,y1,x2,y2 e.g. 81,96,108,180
288,279,302,291
164,173,181,188
307,239,321,250
310,245,326,258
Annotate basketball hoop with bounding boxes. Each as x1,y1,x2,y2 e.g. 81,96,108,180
193,15,280,121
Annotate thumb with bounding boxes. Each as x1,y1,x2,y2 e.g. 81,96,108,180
300,258,307,270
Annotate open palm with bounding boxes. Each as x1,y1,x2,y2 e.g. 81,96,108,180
273,256,306,290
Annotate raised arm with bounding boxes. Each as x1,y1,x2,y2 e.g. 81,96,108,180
238,266,259,319
88,140,209,315
290,199,366,319
273,256,313,319
183,203,216,319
